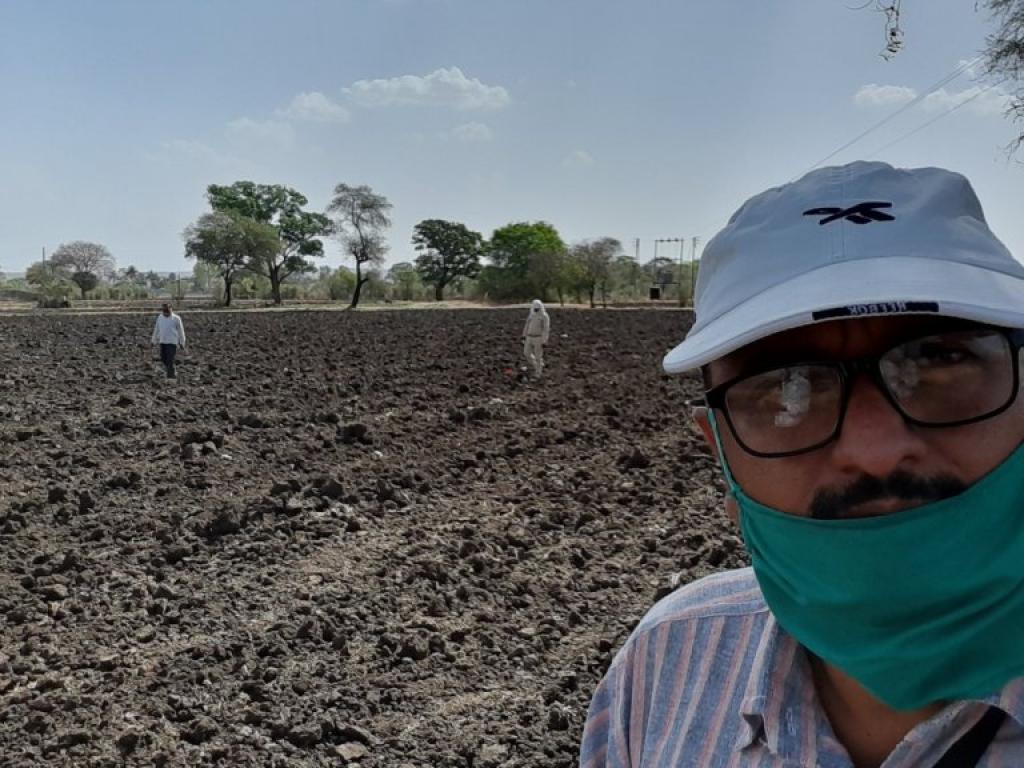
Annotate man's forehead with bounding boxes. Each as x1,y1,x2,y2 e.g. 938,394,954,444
710,315,983,380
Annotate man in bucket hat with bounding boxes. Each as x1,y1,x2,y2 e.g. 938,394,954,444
580,161,1024,767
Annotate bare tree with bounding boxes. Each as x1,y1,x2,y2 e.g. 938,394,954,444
50,241,115,299
983,0,1024,155
326,184,393,308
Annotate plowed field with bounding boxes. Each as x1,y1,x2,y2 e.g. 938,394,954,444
0,308,747,767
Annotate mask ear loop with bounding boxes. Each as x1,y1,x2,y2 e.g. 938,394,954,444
707,409,741,495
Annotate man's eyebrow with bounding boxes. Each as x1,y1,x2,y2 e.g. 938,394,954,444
728,321,995,376
729,339,834,369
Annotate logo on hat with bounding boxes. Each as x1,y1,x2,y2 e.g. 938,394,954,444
803,201,895,226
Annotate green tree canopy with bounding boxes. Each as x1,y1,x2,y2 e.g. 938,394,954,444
412,219,484,301
328,266,357,301
570,237,622,307
610,253,643,299
71,271,99,297
484,221,566,300
488,221,565,276
387,261,424,301
207,181,332,304
25,261,55,288
24,262,70,305
183,211,281,306
25,261,73,300
327,183,393,308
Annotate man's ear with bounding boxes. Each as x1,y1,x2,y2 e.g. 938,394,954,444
692,406,740,525
692,406,718,459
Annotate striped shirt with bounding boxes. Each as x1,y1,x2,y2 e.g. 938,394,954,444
580,568,1024,767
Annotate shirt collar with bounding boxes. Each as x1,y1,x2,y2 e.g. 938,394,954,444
983,676,1024,727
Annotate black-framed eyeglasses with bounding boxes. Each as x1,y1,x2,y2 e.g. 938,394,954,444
700,327,1024,458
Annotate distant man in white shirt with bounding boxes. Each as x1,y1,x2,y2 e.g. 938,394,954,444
522,299,550,378
151,303,186,379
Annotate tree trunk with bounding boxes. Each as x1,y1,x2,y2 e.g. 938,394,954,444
224,276,233,307
350,260,364,308
434,282,444,301
80,285,87,300
588,286,595,309
351,277,369,308
270,266,282,305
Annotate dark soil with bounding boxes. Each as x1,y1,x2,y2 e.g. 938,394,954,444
0,308,747,767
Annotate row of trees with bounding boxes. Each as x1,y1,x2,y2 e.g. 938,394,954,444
13,189,696,308
14,190,694,309
183,179,698,308
3,250,693,307
18,242,196,304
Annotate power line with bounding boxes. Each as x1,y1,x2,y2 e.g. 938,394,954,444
868,80,1006,156
799,56,982,178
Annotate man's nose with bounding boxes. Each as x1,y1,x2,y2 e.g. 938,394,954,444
829,373,927,477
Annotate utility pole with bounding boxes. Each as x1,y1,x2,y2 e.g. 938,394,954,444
678,239,686,307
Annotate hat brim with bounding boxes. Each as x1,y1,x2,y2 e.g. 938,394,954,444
663,256,1024,374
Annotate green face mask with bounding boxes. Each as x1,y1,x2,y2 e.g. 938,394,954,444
708,410,1024,711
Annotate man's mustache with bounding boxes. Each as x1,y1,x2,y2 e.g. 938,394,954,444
810,471,967,520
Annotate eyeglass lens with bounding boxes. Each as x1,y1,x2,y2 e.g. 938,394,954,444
722,330,1015,455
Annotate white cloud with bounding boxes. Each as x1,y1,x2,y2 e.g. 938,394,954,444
922,84,1012,117
225,117,295,149
448,122,493,142
276,91,351,123
562,149,595,169
854,77,1012,118
344,66,510,110
854,83,917,107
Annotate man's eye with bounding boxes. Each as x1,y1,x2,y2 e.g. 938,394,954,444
917,344,970,365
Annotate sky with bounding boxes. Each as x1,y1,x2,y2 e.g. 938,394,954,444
0,0,1020,275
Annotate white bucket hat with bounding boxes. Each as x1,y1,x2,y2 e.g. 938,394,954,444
663,161,1024,374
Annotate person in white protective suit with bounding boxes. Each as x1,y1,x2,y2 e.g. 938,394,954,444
522,299,550,378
